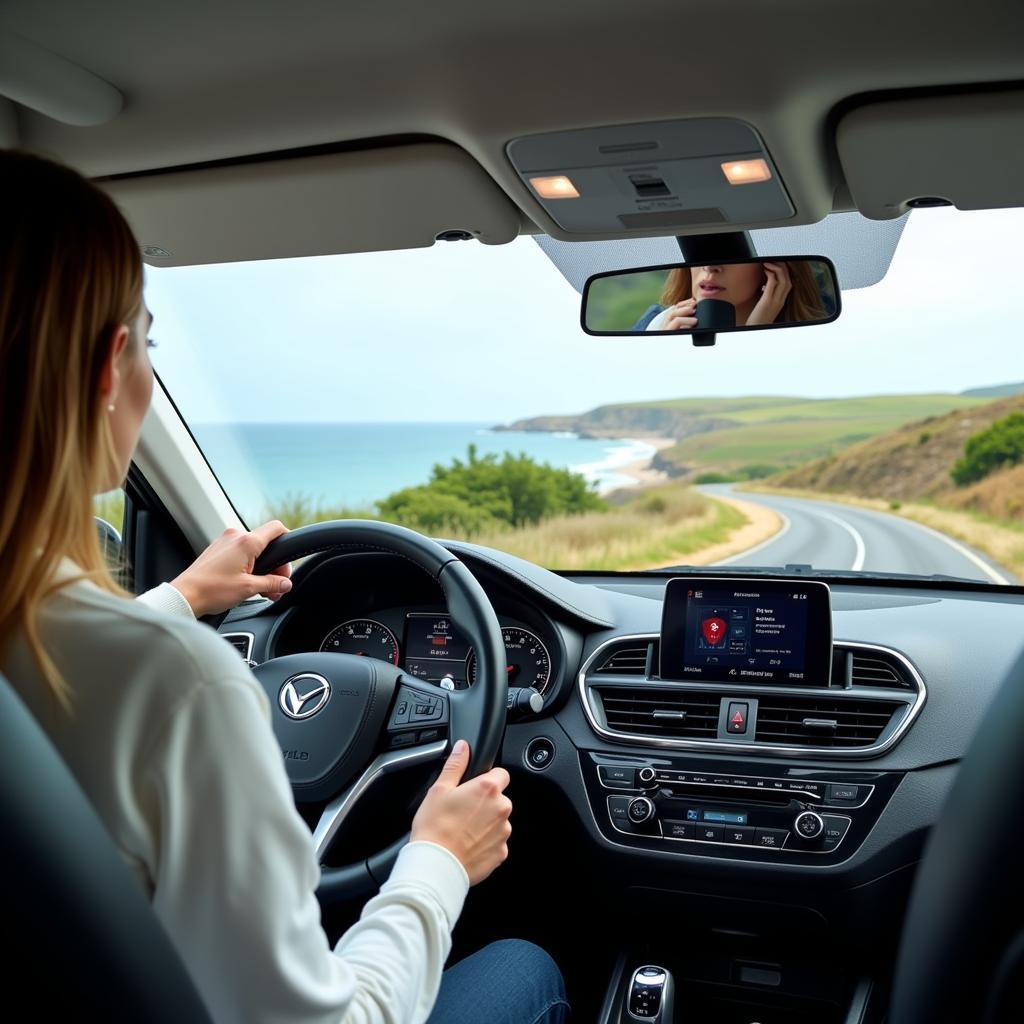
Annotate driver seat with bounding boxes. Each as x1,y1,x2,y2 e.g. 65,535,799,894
0,668,215,1022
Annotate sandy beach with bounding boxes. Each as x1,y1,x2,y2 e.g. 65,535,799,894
603,436,676,493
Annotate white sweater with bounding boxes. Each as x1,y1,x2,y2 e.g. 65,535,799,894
2,563,469,1024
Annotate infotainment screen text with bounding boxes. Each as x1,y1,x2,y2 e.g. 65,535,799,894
660,578,832,685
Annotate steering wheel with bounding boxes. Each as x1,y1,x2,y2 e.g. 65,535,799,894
888,647,1024,1022
218,520,508,902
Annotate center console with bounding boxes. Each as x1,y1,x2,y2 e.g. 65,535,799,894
584,751,898,864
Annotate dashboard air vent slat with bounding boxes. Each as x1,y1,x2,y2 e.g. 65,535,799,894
849,651,912,689
755,696,902,747
222,633,253,663
594,644,650,675
596,686,719,739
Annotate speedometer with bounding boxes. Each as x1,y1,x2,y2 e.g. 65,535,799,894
468,627,552,695
320,618,400,665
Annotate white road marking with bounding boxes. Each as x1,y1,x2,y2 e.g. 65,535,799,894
810,507,867,572
715,509,792,565
889,516,1011,585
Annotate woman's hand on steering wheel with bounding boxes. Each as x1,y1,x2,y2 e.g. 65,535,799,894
411,739,513,885
171,520,294,617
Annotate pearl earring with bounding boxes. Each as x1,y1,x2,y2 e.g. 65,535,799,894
107,404,116,412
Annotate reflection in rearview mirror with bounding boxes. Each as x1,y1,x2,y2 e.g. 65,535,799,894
581,256,840,336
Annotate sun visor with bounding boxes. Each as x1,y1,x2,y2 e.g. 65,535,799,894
837,90,1024,219
101,142,522,266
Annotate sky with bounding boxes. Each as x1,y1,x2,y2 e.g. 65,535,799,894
146,206,1024,425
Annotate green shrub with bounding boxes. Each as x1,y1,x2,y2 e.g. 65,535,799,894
918,431,931,445
736,463,780,480
693,472,739,484
376,445,605,534
952,412,1024,486
889,500,902,510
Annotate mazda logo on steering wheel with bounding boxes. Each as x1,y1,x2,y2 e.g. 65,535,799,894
278,673,332,720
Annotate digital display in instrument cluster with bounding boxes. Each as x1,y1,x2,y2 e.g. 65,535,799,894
403,613,472,687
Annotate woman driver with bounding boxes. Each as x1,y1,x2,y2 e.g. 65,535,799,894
0,150,569,1024
636,260,828,331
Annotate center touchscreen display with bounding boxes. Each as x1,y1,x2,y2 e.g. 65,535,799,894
660,577,832,685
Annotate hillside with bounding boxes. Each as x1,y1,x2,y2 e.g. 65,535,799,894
772,393,1024,500
962,382,1024,398
500,393,985,477
496,396,799,442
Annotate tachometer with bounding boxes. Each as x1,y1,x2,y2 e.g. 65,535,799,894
320,618,400,665
468,627,552,695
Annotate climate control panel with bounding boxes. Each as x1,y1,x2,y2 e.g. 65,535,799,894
584,753,899,864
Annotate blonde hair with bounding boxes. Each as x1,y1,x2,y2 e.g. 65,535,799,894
660,261,828,323
0,150,142,713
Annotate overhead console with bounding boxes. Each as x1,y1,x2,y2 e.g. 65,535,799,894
579,576,925,759
506,117,795,237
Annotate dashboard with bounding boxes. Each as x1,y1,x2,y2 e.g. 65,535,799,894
316,611,554,694
221,542,1024,935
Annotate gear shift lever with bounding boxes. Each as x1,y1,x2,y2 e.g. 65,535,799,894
624,965,674,1022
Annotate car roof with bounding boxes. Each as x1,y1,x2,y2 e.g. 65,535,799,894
3,0,1023,263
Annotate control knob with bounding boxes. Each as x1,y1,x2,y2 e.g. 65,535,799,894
637,766,657,786
793,810,825,841
627,796,656,824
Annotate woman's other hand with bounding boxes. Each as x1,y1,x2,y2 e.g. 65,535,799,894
171,520,293,617
411,740,513,885
663,297,699,331
746,261,792,326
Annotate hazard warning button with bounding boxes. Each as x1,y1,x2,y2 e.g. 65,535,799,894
726,701,749,735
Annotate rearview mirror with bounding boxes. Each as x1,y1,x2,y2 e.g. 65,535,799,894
581,256,840,336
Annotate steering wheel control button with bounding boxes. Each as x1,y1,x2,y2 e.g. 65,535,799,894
754,828,789,850
794,810,826,841
389,685,449,734
664,820,696,840
388,732,416,749
726,701,750,734
525,737,555,771
627,797,655,824
599,765,636,788
417,728,443,744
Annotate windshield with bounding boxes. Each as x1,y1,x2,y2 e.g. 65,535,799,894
148,207,1024,585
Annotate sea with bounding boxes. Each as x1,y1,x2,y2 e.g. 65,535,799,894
192,422,659,521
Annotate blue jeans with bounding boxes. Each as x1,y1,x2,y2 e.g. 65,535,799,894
426,939,570,1024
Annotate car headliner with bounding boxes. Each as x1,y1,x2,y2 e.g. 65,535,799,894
2,0,1024,262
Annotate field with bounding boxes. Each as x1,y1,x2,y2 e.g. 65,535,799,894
657,394,983,473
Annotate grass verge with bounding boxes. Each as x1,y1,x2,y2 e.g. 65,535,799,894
266,482,752,571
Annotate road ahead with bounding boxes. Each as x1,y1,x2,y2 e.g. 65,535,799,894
701,485,1014,585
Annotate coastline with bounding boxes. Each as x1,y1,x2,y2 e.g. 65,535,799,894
596,436,676,495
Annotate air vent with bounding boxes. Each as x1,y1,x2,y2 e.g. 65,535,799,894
849,651,912,689
755,696,903,748
222,632,254,663
595,686,720,740
594,643,651,676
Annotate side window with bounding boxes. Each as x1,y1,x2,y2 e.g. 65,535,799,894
93,488,126,569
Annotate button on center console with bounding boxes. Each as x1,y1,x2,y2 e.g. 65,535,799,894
593,755,885,859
